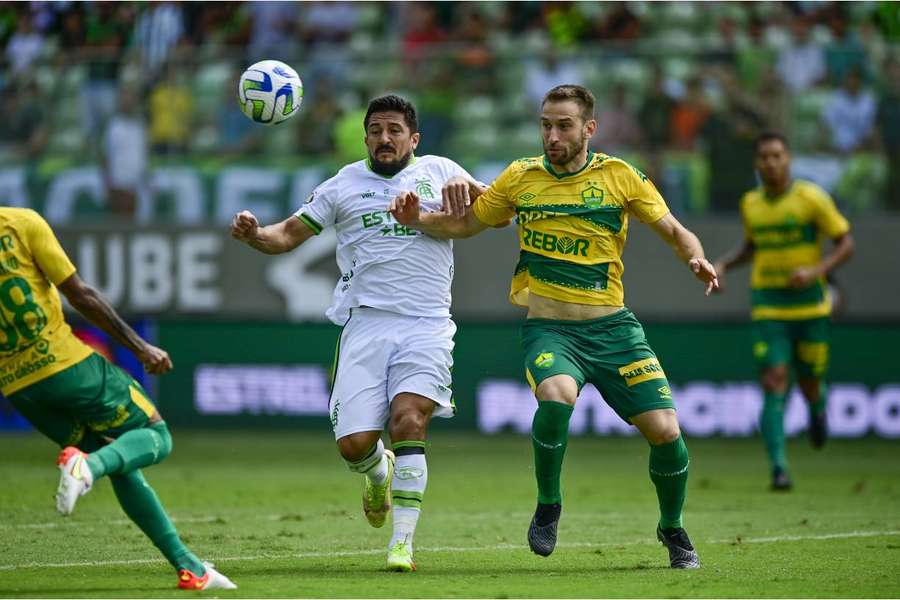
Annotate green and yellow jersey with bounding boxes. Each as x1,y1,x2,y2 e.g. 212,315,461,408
0,208,93,396
740,180,850,321
473,152,669,307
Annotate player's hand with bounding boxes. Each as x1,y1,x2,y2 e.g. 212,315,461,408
711,261,726,293
442,176,471,218
689,257,719,296
390,191,422,226
231,210,259,243
788,266,820,288
137,344,173,375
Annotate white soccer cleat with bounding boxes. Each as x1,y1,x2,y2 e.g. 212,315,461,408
56,446,93,516
364,449,395,528
177,562,238,590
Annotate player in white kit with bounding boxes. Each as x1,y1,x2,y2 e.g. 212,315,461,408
230,95,479,572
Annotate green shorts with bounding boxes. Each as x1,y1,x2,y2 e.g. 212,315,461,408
7,352,157,451
521,308,675,423
752,317,830,378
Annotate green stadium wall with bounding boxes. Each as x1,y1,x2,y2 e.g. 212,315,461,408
157,321,900,438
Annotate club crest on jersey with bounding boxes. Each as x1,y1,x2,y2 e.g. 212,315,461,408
414,178,435,199
582,183,605,208
534,352,555,369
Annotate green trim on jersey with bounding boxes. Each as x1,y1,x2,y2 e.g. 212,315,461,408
542,152,595,179
515,250,610,291
750,222,818,249
752,282,826,307
516,203,624,233
296,213,323,235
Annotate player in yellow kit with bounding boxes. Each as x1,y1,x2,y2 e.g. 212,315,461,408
714,132,854,491
390,85,718,568
0,207,235,590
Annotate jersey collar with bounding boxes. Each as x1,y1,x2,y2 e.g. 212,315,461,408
543,151,594,179
763,180,794,202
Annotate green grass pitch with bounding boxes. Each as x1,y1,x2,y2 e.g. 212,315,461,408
1,431,899,598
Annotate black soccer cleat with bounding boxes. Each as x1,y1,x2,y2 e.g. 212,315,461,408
809,410,828,449
656,525,700,569
527,502,561,557
771,466,793,491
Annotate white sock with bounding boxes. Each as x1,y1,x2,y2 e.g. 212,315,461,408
345,439,389,484
389,452,427,549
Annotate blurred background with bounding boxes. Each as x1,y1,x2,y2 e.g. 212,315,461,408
1,1,898,440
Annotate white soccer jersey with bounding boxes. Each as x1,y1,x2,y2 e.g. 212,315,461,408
296,155,474,324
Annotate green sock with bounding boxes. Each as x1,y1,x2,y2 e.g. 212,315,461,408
531,400,574,505
649,435,689,530
110,469,205,575
86,421,172,479
809,382,828,416
760,391,788,471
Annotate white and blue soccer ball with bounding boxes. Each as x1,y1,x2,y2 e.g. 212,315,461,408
238,60,303,125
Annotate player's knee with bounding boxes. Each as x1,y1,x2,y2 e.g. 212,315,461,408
150,421,173,463
761,366,789,393
646,421,681,445
535,378,578,405
336,433,378,462
389,409,428,440
797,378,821,402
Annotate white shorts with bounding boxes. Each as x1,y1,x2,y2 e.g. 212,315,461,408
329,307,456,439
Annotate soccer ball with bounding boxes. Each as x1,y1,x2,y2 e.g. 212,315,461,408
238,60,303,125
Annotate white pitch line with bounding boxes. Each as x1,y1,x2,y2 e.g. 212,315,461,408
1,530,898,572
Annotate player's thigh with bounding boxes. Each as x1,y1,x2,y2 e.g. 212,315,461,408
6,354,155,446
584,312,674,423
752,319,792,372
5,388,83,447
791,317,830,379
329,310,393,439
520,319,587,400
387,316,455,419
72,354,158,439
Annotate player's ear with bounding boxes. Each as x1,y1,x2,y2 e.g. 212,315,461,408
410,131,421,150
584,118,597,139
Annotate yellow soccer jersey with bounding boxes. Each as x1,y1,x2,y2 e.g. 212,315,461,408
0,208,93,395
740,180,850,321
473,152,669,307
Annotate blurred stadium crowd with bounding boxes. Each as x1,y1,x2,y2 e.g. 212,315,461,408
1,1,899,214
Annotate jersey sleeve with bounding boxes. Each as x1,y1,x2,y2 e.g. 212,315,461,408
25,211,77,285
472,163,517,226
294,178,338,235
810,186,850,238
614,162,670,223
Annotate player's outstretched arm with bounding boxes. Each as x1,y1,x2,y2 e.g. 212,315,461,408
649,213,719,296
390,191,490,240
57,275,173,374
442,176,489,218
230,210,315,254
712,239,755,293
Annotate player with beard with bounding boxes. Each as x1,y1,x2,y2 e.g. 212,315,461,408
389,85,718,569
231,95,483,572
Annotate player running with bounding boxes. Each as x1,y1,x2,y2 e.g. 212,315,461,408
0,207,235,590
390,85,718,569
713,132,854,491
231,94,481,572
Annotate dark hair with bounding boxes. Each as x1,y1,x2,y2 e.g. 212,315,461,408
541,85,595,121
754,131,790,153
364,94,418,132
